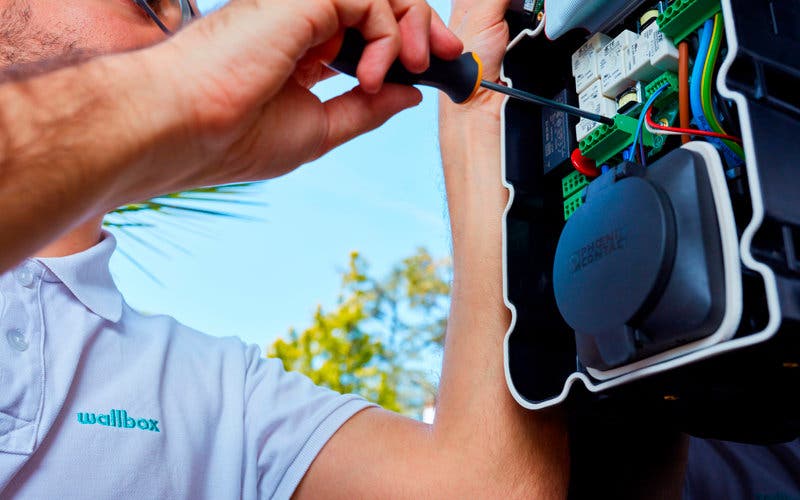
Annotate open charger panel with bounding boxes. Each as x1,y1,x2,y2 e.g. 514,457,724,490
501,0,800,443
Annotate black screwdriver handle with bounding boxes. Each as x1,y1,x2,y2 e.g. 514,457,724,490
328,29,483,104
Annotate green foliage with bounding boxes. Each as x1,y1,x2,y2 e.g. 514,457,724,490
103,184,263,281
269,249,451,416
104,184,263,232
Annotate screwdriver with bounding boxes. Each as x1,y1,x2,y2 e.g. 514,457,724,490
328,29,614,126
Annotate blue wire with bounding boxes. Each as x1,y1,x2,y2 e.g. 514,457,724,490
690,19,745,168
629,83,669,165
691,20,714,133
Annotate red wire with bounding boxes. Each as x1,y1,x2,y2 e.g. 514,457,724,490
645,106,743,144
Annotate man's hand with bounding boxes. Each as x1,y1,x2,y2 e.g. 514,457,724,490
132,0,464,193
0,0,461,271
446,0,509,114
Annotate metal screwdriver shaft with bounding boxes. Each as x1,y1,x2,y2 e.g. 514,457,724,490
480,81,615,126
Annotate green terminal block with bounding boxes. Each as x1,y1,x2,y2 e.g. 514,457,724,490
579,114,657,165
564,191,584,221
562,170,590,199
645,71,679,109
657,0,721,43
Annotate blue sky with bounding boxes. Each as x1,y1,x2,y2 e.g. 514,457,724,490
109,0,454,349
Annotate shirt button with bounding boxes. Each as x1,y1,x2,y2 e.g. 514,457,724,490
6,329,29,352
13,266,35,288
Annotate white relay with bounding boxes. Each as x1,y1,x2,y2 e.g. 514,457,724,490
571,33,612,94
626,25,661,82
649,21,679,72
576,80,617,143
599,30,638,98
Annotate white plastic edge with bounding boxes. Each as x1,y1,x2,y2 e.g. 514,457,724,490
501,0,782,409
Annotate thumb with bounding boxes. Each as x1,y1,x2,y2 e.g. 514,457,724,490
315,84,423,159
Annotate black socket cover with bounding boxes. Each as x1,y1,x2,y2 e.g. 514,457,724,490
553,149,726,371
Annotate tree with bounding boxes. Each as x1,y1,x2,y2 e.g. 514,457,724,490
268,249,451,416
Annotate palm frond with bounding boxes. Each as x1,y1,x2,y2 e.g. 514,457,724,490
104,183,266,281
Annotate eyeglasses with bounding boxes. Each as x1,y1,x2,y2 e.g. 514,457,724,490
134,0,197,35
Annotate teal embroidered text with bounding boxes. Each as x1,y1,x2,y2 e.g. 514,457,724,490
77,409,160,432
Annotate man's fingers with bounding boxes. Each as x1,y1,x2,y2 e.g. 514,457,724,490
393,2,432,73
430,9,464,60
335,0,401,94
390,0,464,71
317,83,422,158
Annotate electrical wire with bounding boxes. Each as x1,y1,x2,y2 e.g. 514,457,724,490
690,19,713,134
701,13,745,158
627,83,669,165
645,105,743,143
645,121,684,136
678,41,691,144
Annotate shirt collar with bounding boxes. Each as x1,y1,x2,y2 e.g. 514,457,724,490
35,231,123,323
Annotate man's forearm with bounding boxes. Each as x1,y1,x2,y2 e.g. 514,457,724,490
435,100,570,496
0,53,170,270
0,59,128,269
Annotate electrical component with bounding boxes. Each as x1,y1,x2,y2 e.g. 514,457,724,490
570,148,601,178
616,83,644,114
645,71,679,108
563,190,584,220
575,80,617,142
562,170,590,198
626,27,661,82
571,33,611,94
542,89,577,174
599,30,638,98
579,114,658,165
627,19,679,82
657,0,722,43
647,22,680,72
638,8,661,30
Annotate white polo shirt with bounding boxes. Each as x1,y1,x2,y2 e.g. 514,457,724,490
0,233,374,499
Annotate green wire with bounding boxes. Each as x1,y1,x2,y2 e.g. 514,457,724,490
701,13,745,158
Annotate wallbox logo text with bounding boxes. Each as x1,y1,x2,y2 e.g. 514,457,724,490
77,409,160,432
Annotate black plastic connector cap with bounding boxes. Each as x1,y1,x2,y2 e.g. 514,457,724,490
552,149,726,372
553,171,677,368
